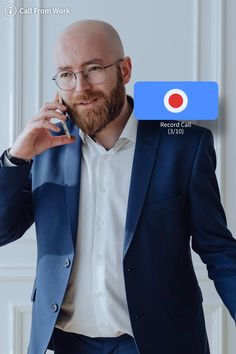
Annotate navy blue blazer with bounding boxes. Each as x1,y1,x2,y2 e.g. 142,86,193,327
0,119,236,354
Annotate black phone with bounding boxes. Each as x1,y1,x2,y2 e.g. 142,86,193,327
58,92,71,138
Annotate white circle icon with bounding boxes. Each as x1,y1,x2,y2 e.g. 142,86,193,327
164,89,188,113
4,4,17,17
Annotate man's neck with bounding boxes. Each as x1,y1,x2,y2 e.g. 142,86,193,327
91,97,132,150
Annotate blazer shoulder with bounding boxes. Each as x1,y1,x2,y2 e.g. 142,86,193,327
186,123,212,136
186,124,214,148
145,120,214,156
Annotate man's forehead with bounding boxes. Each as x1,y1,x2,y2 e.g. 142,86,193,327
54,20,124,69
55,46,112,70
55,35,114,70
57,25,109,50
57,35,109,52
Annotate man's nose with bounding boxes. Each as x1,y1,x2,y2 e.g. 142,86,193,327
74,73,92,93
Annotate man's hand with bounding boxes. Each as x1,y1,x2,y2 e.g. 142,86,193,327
9,93,75,160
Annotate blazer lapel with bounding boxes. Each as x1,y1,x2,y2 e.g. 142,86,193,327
123,121,161,257
64,120,82,249
64,119,161,254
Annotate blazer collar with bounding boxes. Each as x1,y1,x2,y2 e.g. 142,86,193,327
123,120,161,257
64,119,161,252
64,121,82,249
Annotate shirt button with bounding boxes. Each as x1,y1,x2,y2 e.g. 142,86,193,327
64,258,71,268
51,303,58,312
135,313,143,319
97,220,104,228
96,289,104,296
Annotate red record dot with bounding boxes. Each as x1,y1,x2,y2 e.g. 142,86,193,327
168,93,183,108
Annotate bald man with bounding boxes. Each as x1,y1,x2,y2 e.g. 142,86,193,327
1,19,236,354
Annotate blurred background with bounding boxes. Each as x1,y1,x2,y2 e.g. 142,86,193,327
0,0,235,353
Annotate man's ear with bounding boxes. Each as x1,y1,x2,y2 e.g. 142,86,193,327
120,56,132,84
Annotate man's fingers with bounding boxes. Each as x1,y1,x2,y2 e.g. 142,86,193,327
33,110,67,122
33,120,61,132
41,103,67,113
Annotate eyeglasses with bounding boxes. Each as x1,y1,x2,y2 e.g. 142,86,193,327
52,59,123,91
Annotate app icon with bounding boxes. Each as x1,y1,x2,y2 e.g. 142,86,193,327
134,81,218,120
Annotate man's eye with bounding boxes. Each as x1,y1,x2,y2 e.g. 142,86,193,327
87,66,103,73
60,72,73,78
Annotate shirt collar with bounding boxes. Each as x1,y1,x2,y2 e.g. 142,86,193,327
119,103,137,143
79,96,137,145
79,128,86,144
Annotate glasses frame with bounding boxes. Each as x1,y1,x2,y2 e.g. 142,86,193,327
52,58,123,91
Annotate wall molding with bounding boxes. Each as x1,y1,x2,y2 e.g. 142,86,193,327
204,304,225,354
192,0,200,81
9,0,23,145
8,0,44,145
34,0,43,112
9,301,31,354
192,0,226,200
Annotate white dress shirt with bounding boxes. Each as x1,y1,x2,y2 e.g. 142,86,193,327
56,108,138,337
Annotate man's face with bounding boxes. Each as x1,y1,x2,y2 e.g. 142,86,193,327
65,64,125,136
55,32,127,135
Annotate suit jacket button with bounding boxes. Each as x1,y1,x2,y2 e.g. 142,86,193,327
135,313,143,319
64,258,71,268
51,303,58,312
127,267,136,272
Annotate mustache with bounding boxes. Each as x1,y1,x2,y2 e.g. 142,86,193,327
72,91,106,105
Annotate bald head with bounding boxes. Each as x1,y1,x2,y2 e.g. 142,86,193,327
55,20,125,69
53,20,132,136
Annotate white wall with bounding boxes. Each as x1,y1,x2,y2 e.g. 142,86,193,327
0,0,235,353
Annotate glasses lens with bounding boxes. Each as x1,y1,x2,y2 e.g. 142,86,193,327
85,65,105,84
56,71,76,90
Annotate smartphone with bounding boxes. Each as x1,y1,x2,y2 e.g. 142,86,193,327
58,92,71,138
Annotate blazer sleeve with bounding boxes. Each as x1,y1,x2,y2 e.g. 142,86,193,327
188,129,236,321
0,152,34,246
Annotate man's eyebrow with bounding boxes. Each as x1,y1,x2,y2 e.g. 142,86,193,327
82,58,104,65
57,65,73,71
57,58,104,71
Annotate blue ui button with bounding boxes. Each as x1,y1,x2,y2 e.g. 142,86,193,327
134,81,218,120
